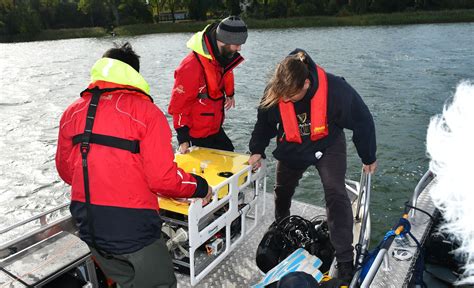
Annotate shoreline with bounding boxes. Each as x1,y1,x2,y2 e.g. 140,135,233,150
1,9,473,43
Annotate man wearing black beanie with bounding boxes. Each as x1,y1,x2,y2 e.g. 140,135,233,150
168,16,248,153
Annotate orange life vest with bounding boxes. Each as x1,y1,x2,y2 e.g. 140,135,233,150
279,65,328,144
193,36,239,100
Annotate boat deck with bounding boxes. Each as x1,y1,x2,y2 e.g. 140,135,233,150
177,180,437,288
0,177,437,287
177,192,326,287
370,178,437,287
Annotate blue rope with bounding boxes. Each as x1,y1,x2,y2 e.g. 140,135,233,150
383,217,412,241
383,230,395,241
359,217,414,284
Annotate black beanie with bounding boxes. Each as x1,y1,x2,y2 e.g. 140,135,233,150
216,16,248,45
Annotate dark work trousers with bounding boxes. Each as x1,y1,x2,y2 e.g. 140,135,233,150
90,237,177,288
274,132,354,263
190,128,234,151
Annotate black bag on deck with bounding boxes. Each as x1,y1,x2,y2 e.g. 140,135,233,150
256,215,335,273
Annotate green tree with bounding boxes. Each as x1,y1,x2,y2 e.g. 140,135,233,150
0,0,14,34
4,1,42,35
168,0,186,22
207,0,225,18
78,0,106,26
147,0,166,23
118,0,153,25
266,0,289,18
0,0,13,12
54,1,90,28
108,0,121,26
350,0,368,13
369,0,412,12
225,0,241,15
188,0,210,20
36,0,60,29
296,0,319,16
414,0,425,9
327,0,341,14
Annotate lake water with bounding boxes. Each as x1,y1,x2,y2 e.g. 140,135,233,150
1,23,473,243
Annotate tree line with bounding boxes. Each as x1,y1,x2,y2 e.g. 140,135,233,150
1,0,473,37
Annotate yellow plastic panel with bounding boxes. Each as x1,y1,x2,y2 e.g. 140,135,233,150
158,147,250,214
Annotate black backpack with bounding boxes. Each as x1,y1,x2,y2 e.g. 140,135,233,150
256,215,335,273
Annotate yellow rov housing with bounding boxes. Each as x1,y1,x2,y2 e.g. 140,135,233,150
158,147,251,215
157,147,267,286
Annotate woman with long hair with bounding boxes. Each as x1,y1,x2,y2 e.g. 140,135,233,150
248,49,377,284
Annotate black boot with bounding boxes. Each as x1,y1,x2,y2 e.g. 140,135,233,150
336,261,354,284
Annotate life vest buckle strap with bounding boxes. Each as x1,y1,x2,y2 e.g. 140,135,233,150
80,142,90,159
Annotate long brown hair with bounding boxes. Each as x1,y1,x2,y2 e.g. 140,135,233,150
260,51,310,109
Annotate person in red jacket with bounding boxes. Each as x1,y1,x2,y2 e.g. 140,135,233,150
168,16,248,153
55,43,211,288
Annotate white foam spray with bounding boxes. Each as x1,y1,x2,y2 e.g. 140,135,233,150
426,80,474,284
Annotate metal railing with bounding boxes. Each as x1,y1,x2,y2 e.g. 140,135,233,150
349,172,372,288
409,170,435,218
358,170,435,287
0,203,69,235
0,203,72,259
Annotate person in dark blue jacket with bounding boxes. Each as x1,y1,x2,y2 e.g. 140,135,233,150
248,49,377,284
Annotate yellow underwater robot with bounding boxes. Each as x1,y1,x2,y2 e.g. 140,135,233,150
159,147,251,214
157,147,267,286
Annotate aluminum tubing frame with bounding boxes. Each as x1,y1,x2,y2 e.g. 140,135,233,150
360,170,435,287
187,161,267,286
349,172,372,288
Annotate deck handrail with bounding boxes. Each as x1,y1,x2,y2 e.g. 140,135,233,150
409,170,435,218
350,172,372,288
355,172,371,248
0,203,69,235
0,203,75,262
358,170,435,287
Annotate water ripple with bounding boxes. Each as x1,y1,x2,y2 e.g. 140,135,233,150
0,23,473,243
0,100,32,107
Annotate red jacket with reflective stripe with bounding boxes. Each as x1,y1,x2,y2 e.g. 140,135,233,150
168,25,243,140
56,81,201,210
